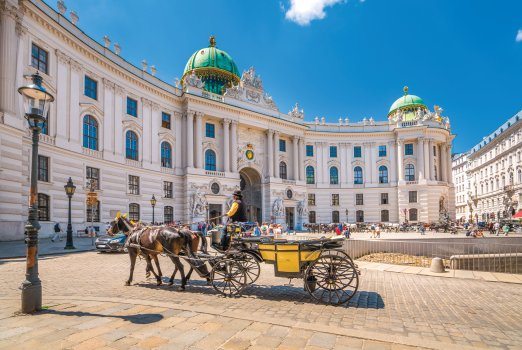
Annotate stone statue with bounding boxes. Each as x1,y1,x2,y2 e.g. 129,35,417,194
272,197,285,217
296,200,309,217
241,66,263,89
183,70,204,89
396,109,404,122
289,103,304,119
415,108,423,120
191,189,207,217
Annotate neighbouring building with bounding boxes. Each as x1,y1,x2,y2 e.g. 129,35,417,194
0,0,455,240
452,111,522,223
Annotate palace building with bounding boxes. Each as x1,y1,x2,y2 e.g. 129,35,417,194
0,0,455,240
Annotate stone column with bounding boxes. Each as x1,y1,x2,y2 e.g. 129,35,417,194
397,140,404,182
428,139,434,181
346,143,353,184
141,98,152,164
222,119,231,173
389,141,396,184
231,121,238,172
102,78,115,156
322,142,329,182
114,85,125,158
186,111,194,168
151,103,160,165
417,137,425,180
55,50,70,144
0,3,19,118
292,136,299,180
340,143,347,184
441,144,448,182
274,131,280,178
298,137,305,181
423,138,430,181
316,142,323,183
447,143,453,184
266,129,274,177
370,143,377,184
195,112,203,169
364,143,372,184
174,112,182,169
69,60,82,148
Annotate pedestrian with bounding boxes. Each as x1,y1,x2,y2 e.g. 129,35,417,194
494,222,500,236
375,224,381,238
370,224,376,238
260,222,268,236
52,222,62,242
253,222,261,236
344,225,351,239
502,223,510,236
419,224,426,235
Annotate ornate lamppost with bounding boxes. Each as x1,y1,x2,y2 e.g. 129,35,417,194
64,177,76,250
150,194,156,224
18,72,54,313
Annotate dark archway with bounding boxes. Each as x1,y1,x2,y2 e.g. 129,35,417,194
239,167,262,223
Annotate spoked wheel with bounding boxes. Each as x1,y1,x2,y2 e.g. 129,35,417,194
234,252,260,284
210,258,247,297
321,249,355,265
304,254,359,305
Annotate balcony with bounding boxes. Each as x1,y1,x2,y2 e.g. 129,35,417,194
161,167,175,175
406,181,418,185
205,170,225,177
399,120,419,128
125,158,142,168
38,133,55,145
82,147,102,159
282,179,296,185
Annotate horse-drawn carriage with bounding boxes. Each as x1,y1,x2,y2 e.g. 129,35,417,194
109,215,360,305
202,223,360,305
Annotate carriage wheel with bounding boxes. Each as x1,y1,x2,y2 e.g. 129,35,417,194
304,254,359,305
235,252,260,284
210,258,247,297
320,249,354,265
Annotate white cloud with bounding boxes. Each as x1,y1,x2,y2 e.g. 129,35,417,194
285,0,345,26
516,29,522,43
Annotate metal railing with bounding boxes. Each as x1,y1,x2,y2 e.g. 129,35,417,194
345,239,522,274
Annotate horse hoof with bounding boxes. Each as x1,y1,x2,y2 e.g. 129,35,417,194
125,281,131,286
156,280,162,286
145,272,151,278
168,281,174,286
176,286,185,292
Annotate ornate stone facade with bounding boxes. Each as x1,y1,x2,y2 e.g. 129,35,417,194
0,0,455,240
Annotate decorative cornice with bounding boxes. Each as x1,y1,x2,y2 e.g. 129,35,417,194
102,78,115,90
114,84,125,95
151,102,160,111
55,48,70,64
141,97,152,107
70,59,82,72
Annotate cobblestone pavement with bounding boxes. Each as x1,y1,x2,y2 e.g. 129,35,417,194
0,252,521,349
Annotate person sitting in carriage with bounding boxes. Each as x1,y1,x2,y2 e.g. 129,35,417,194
220,190,248,249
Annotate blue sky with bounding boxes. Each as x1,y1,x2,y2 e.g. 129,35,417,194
51,0,522,153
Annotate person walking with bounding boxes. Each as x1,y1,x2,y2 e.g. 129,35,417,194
375,224,381,238
502,223,510,236
494,222,501,236
419,224,426,235
52,222,62,242
253,222,261,236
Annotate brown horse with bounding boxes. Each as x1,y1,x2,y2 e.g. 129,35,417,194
108,215,205,290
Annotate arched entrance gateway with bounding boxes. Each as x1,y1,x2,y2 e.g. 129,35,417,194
239,168,262,223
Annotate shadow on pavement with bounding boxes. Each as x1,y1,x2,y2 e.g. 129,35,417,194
134,277,385,309
40,309,163,324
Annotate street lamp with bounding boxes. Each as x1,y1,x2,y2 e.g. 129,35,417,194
18,72,54,313
64,177,76,250
150,194,156,224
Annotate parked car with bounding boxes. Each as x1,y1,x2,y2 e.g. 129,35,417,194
95,233,127,253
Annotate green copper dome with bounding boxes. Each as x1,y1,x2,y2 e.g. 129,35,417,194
182,36,240,95
388,86,427,115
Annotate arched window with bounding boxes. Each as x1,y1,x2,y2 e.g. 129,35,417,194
161,142,172,168
306,166,315,184
354,166,363,184
405,164,415,181
164,206,174,223
38,193,50,221
381,210,389,222
332,211,340,223
83,115,98,150
308,211,316,224
125,131,138,160
356,210,364,223
129,203,140,221
409,208,418,221
205,149,216,171
330,167,339,185
279,162,287,180
378,165,388,184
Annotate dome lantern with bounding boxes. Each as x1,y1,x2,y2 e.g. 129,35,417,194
388,86,427,121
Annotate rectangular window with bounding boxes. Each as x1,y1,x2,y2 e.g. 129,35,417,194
329,146,337,158
308,193,316,206
409,191,417,203
127,97,138,117
354,146,362,158
405,143,414,155
332,211,340,223
356,193,364,205
279,139,286,152
86,200,100,222
128,175,140,195
381,193,389,205
31,43,48,74
378,145,387,157
433,146,437,156
84,76,98,100
309,211,316,224
86,166,100,190
205,123,215,138
162,112,171,129
38,155,49,182
306,145,314,157
163,181,173,198
331,194,339,206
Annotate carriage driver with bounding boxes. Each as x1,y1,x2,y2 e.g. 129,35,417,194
225,190,248,223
